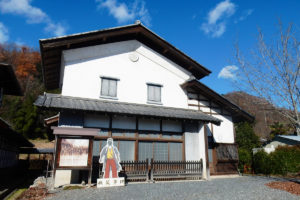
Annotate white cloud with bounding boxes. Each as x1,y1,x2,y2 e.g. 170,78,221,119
234,9,253,23
0,22,9,43
45,22,67,37
0,0,47,23
201,0,236,38
100,0,134,23
96,0,151,26
218,65,238,79
0,0,67,36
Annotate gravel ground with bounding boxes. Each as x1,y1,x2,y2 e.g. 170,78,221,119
46,176,299,200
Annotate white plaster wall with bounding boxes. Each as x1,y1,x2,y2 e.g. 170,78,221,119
61,40,192,109
188,105,198,111
198,124,208,179
184,122,208,179
212,115,234,143
184,123,205,161
199,107,210,113
185,132,200,161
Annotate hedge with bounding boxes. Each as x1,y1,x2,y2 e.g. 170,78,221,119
238,148,252,172
253,145,300,175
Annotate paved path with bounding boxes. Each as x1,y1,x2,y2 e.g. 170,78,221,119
47,176,299,200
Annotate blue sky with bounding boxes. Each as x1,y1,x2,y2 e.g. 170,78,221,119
0,0,299,94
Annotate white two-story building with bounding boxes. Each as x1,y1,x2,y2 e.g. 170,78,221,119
35,22,253,187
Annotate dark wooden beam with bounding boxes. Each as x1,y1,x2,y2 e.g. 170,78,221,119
41,28,138,49
52,127,100,136
43,57,61,66
43,63,59,72
42,49,62,57
44,72,60,79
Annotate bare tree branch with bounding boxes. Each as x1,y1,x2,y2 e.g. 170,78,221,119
234,21,300,135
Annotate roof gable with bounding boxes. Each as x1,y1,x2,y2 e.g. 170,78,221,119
181,79,254,122
40,23,211,90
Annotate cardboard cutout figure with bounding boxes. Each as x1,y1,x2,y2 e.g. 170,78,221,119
99,138,122,178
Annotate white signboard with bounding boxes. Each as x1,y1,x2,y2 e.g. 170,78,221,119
59,139,89,166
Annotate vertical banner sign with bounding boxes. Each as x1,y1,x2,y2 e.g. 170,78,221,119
59,139,89,166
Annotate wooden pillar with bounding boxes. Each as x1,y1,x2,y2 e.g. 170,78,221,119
108,115,112,137
88,138,94,185
135,117,139,161
51,135,59,189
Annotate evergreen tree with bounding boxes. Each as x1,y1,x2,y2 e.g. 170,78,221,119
235,122,260,152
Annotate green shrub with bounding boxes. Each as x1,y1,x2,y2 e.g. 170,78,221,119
253,150,272,175
270,145,300,175
235,122,260,152
252,145,300,176
238,148,252,172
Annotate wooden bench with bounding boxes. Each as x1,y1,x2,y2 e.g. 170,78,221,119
150,159,203,181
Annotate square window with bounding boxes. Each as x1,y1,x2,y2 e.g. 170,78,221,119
147,84,161,103
101,77,118,98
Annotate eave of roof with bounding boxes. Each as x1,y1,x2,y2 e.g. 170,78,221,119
277,135,300,142
0,118,33,147
0,63,23,96
44,114,59,126
181,79,255,123
0,117,10,129
34,93,222,125
19,147,54,154
39,23,211,90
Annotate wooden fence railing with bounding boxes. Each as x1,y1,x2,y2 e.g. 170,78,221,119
97,159,203,182
150,159,203,181
120,159,149,181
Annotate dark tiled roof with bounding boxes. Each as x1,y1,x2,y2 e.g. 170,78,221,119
34,93,222,125
0,119,33,147
19,148,54,154
0,63,23,96
40,23,211,89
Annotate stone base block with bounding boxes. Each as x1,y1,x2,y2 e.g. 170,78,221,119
54,170,71,188
97,178,125,188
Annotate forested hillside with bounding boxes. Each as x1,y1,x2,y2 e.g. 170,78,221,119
0,44,56,140
224,91,292,139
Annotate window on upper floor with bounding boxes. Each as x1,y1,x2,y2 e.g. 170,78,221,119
100,77,119,99
147,83,162,104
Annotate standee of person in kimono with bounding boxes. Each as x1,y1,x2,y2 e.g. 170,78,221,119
99,138,122,178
